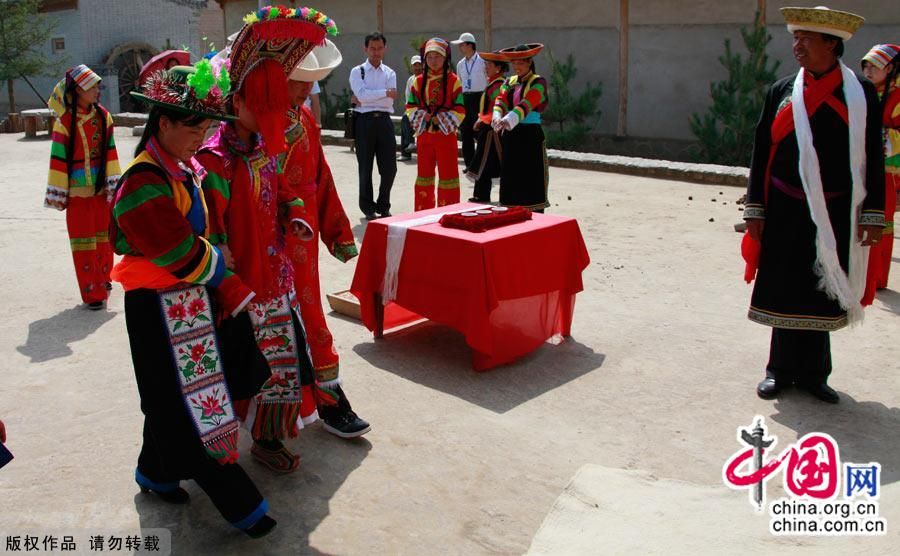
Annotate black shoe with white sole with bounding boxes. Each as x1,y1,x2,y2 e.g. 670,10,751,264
322,409,371,438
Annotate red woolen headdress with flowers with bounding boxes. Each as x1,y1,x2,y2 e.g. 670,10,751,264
228,5,338,156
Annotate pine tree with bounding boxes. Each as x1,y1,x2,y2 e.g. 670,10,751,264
690,13,780,166
542,51,603,150
0,0,62,114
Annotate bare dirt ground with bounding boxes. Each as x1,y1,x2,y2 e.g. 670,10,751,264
0,129,897,554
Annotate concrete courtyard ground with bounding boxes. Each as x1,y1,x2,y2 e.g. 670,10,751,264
0,128,898,554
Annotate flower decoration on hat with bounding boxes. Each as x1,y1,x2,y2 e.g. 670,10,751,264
130,60,235,121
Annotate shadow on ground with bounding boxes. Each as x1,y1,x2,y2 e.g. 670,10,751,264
875,288,900,316
134,426,371,555
770,390,900,485
16,305,116,362
353,322,604,414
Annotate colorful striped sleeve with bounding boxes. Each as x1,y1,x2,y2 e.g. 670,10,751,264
104,112,121,182
448,73,466,124
493,78,512,119
45,116,70,209
113,168,227,287
511,77,548,121
405,76,421,117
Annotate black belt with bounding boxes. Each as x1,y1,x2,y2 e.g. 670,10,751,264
358,111,391,118
463,92,483,97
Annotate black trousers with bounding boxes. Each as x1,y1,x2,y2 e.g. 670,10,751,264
399,114,414,155
355,112,397,215
125,289,266,527
460,92,482,170
765,328,832,386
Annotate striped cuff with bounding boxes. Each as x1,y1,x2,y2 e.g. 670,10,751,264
859,211,885,227
743,204,765,220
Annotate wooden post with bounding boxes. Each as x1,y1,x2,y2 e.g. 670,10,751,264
377,0,384,32
617,0,629,137
758,0,766,26
484,0,493,51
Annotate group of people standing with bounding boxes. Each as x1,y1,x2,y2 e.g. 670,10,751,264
349,31,552,218
45,6,369,537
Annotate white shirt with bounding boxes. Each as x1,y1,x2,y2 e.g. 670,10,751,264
349,60,397,114
303,81,320,109
456,53,486,93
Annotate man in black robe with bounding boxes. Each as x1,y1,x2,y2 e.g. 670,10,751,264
744,7,884,404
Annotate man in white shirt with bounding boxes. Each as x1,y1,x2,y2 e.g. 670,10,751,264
349,31,398,219
398,55,423,161
451,32,486,172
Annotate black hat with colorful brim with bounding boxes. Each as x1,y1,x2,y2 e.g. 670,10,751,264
130,64,236,121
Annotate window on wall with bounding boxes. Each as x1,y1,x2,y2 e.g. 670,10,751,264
40,0,78,12
51,37,66,54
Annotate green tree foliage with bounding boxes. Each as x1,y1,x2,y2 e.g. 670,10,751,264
542,51,603,150
690,13,780,166
0,0,62,113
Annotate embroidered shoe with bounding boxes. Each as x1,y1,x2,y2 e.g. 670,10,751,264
322,409,371,439
251,440,300,473
86,301,105,311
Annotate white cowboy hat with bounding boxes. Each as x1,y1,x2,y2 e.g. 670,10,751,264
289,38,342,82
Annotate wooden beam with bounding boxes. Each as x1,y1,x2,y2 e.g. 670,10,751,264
484,0,493,51
617,0,629,137
758,0,766,26
377,0,384,32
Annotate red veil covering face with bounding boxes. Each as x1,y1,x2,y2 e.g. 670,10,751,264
228,5,339,156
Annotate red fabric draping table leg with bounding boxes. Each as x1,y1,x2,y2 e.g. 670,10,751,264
350,204,590,370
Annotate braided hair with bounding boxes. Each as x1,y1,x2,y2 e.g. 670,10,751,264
418,39,453,111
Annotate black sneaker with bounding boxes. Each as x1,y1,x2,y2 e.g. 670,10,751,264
245,515,277,539
322,409,371,439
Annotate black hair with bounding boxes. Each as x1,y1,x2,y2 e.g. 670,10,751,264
418,41,453,112
464,41,477,49
821,33,844,58
496,60,510,74
365,32,387,47
66,80,110,194
135,105,208,157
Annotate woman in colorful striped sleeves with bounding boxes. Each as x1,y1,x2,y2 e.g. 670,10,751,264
861,44,900,297
406,37,466,211
110,65,276,538
45,65,121,309
466,52,509,203
492,44,550,212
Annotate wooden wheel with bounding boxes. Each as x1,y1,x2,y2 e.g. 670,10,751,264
104,42,158,112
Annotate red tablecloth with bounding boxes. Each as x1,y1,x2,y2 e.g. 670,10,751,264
350,203,590,370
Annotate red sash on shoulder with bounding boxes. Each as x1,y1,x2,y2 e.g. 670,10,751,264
743,67,848,283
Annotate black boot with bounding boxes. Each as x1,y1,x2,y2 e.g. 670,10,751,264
756,377,781,400
803,382,839,404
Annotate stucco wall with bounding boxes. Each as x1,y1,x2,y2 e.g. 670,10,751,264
6,0,900,143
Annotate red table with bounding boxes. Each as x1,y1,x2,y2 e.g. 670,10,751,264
350,203,590,370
